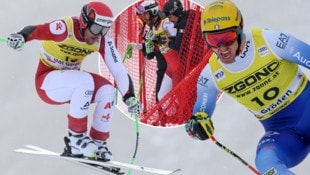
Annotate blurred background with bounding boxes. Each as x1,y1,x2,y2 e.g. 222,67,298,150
0,0,309,174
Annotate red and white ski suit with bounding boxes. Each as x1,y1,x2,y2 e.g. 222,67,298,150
22,16,135,141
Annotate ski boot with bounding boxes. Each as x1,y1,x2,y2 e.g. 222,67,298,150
62,130,98,159
93,140,113,161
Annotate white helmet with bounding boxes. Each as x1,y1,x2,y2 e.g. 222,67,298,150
136,0,159,16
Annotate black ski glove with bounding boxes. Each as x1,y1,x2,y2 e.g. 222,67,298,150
185,112,214,140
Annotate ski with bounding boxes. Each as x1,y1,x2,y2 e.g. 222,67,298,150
14,145,181,175
16,145,124,175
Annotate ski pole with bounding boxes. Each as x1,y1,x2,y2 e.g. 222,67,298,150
114,44,133,105
209,135,261,175
127,113,140,175
127,61,145,175
0,37,7,43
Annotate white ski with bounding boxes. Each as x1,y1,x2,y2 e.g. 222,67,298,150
17,145,123,175
14,145,181,175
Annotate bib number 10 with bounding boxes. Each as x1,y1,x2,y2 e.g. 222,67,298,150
251,87,279,106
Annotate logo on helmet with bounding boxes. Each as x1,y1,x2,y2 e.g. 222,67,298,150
203,17,230,30
206,16,231,23
168,1,179,14
88,10,96,21
95,17,113,27
214,24,220,30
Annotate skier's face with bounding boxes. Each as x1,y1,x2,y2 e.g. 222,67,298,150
140,12,155,26
204,30,239,64
167,14,178,26
83,27,101,45
212,40,238,64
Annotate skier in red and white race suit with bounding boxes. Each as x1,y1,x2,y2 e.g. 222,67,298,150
185,0,310,174
7,1,141,161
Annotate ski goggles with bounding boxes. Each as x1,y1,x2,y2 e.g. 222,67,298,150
204,30,238,48
88,23,110,36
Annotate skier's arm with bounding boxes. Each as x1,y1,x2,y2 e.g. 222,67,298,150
101,35,140,114
264,29,310,69
18,20,67,42
168,19,186,51
127,40,156,60
7,19,68,50
153,18,176,45
185,64,220,140
192,64,220,116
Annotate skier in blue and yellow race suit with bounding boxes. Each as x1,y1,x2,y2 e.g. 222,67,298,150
185,0,310,174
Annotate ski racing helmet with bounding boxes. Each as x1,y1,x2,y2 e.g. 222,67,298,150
201,0,243,51
163,0,184,17
79,1,113,36
135,0,159,17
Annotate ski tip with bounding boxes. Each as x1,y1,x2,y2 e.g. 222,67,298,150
13,144,36,152
14,148,23,153
169,168,181,174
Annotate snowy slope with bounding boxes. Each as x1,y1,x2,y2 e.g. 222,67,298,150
0,0,309,175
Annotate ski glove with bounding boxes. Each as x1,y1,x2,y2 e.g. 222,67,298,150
125,97,141,115
156,36,167,45
128,42,143,50
7,33,25,51
185,112,214,140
